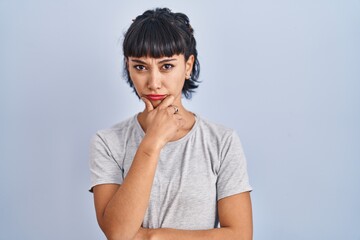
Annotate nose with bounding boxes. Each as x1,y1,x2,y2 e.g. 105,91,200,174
147,69,162,90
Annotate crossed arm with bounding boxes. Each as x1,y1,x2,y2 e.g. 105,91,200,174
92,138,252,240
94,183,252,240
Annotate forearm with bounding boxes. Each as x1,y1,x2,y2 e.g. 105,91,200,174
148,227,251,240
102,137,161,240
137,192,253,240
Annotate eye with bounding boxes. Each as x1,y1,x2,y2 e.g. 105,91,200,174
134,65,146,71
162,64,174,70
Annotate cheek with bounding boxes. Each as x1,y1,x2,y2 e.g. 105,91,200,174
164,76,186,92
132,79,146,92
129,78,145,96
128,71,144,87
164,71,182,84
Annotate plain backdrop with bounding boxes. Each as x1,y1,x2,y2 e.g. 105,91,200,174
1,0,359,239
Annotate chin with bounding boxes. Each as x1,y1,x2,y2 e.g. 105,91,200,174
151,100,162,108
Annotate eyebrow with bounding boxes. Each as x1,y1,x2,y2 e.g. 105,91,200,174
130,58,178,64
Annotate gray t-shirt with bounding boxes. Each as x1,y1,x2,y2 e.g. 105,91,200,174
89,114,252,230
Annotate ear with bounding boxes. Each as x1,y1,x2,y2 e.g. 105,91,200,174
185,55,195,80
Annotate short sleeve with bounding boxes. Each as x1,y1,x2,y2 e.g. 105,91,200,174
88,132,123,192
216,131,252,200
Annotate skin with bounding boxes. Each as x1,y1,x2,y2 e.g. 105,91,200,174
93,54,253,240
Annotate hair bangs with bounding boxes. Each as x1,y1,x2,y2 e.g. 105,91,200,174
124,19,186,58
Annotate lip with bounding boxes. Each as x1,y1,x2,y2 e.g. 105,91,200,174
145,94,167,101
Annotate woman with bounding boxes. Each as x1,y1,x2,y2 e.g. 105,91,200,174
89,8,253,240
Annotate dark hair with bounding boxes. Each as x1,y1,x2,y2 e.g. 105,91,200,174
123,8,200,99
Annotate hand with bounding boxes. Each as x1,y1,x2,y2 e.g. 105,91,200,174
141,95,185,149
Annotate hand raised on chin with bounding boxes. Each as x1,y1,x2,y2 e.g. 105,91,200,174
141,95,185,149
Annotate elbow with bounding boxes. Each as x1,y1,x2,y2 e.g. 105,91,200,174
235,229,253,240
226,226,252,240
105,231,136,240
101,224,139,240
98,214,140,240
106,234,133,240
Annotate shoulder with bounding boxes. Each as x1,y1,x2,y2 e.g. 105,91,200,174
193,115,243,157
91,114,141,148
196,115,237,141
193,115,246,166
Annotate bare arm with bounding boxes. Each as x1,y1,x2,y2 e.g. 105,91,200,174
135,192,253,240
93,138,160,240
93,96,185,240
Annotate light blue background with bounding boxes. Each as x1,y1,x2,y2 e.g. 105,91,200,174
1,0,359,239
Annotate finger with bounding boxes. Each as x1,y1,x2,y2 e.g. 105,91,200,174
141,97,154,112
157,95,175,110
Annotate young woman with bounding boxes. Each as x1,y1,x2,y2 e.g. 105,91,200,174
89,8,253,240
